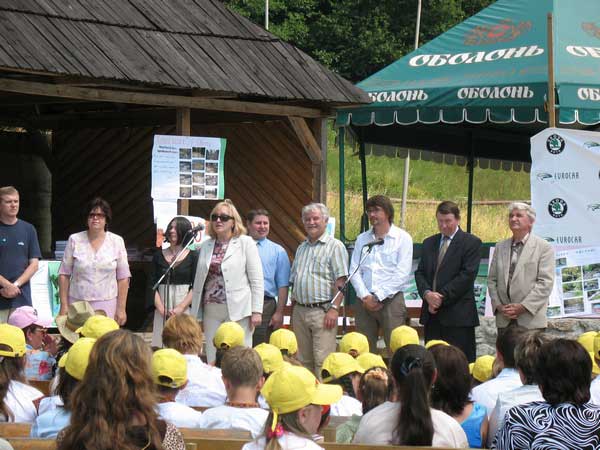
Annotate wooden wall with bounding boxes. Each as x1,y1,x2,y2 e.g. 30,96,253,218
53,120,313,255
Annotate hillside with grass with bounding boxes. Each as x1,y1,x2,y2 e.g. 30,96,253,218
326,139,531,244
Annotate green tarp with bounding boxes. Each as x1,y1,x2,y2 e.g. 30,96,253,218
337,0,600,127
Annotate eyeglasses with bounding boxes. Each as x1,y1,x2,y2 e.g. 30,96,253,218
88,213,106,219
210,214,233,222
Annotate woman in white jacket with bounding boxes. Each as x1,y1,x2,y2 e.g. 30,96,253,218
191,199,264,363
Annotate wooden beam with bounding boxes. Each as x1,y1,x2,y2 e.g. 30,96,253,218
0,78,325,118
287,116,322,164
177,108,191,215
310,118,328,204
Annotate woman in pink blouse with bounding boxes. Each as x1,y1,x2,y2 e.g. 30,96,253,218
57,198,131,325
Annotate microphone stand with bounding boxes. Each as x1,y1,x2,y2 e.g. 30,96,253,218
152,229,199,347
332,243,379,335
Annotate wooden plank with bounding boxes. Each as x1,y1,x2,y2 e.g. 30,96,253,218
0,78,326,118
0,423,31,437
177,107,191,216
287,117,322,164
6,438,56,450
311,118,328,204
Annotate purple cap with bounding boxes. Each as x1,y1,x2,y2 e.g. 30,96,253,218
8,306,52,329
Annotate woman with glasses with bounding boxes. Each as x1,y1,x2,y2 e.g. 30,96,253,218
191,199,264,363
58,197,131,325
151,216,198,347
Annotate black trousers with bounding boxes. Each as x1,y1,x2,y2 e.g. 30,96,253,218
252,296,277,347
424,314,476,362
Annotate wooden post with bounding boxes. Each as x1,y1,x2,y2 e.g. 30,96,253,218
310,118,327,204
177,107,191,215
547,13,557,128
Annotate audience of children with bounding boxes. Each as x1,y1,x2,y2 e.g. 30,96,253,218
152,348,203,428
199,346,269,438
8,306,56,381
321,352,364,416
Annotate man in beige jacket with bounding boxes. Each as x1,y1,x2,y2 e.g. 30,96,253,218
488,203,555,330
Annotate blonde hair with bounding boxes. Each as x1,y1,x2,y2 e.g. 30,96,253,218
207,199,247,239
263,411,312,450
0,186,18,200
162,315,203,355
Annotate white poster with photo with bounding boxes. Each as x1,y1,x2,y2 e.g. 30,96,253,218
30,261,55,325
530,128,600,247
151,135,226,201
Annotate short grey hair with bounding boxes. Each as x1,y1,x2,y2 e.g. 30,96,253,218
301,203,329,221
508,202,536,221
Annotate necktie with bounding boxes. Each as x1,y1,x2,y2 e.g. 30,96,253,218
507,241,523,299
433,236,449,291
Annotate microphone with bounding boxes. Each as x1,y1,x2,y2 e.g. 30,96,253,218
187,223,205,234
364,238,384,249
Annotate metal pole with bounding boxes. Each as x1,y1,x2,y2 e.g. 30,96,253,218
265,0,269,30
467,134,475,233
359,139,369,232
338,127,346,243
547,13,556,127
401,0,422,227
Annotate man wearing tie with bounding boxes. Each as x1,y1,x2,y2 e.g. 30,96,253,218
415,201,481,361
350,195,413,353
488,203,554,332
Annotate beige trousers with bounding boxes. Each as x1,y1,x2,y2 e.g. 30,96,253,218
354,291,407,353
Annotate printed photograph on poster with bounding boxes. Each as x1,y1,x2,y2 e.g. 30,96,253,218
151,135,226,201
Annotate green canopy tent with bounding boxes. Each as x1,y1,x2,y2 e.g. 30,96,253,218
336,0,600,240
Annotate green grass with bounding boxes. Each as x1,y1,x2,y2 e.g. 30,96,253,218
326,130,531,243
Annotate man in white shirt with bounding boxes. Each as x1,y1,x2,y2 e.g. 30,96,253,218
350,195,413,352
472,325,527,416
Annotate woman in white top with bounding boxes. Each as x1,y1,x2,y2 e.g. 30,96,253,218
191,199,264,363
353,344,468,448
0,324,43,423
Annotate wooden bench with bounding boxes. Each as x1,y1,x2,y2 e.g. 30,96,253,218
0,422,31,437
7,438,55,450
28,380,52,396
321,416,352,442
179,428,252,440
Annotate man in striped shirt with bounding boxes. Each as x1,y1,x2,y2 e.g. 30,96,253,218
290,203,348,376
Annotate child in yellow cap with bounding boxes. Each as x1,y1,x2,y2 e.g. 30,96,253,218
0,323,44,423
390,325,419,353
470,354,495,387
213,321,245,368
200,347,268,438
31,337,96,437
243,365,342,450
76,315,119,339
153,348,203,428
339,332,369,358
356,352,387,371
269,328,298,357
321,352,364,416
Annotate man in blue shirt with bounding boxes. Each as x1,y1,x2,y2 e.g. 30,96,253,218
0,186,42,323
246,209,290,346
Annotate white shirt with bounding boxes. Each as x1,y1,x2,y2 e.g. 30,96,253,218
157,402,203,428
243,433,324,450
353,401,468,447
471,368,522,417
37,395,63,416
2,381,43,423
590,376,600,406
330,395,363,417
487,384,543,447
175,354,227,407
350,225,413,300
200,405,269,438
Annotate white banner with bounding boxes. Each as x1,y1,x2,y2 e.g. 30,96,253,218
530,128,600,247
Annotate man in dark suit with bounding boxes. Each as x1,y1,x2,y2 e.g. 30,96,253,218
415,201,482,361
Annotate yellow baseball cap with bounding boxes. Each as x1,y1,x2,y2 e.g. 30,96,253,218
578,331,596,353
254,343,285,374
356,352,387,371
76,315,119,339
594,333,600,360
424,339,450,350
262,365,342,423
152,348,188,388
269,328,298,355
0,324,26,358
58,337,96,381
321,352,365,383
213,321,244,349
390,325,419,353
471,355,495,383
339,332,369,356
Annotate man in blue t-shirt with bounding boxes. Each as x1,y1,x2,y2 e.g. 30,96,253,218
0,186,42,322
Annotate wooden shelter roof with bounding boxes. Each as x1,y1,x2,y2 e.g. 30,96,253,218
0,0,368,107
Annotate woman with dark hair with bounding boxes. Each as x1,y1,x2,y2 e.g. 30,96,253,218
353,344,468,447
493,339,600,450
57,329,185,450
58,197,131,324
151,216,199,347
430,345,488,448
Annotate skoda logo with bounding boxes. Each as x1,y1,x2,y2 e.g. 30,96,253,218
548,198,568,218
546,134,565,154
